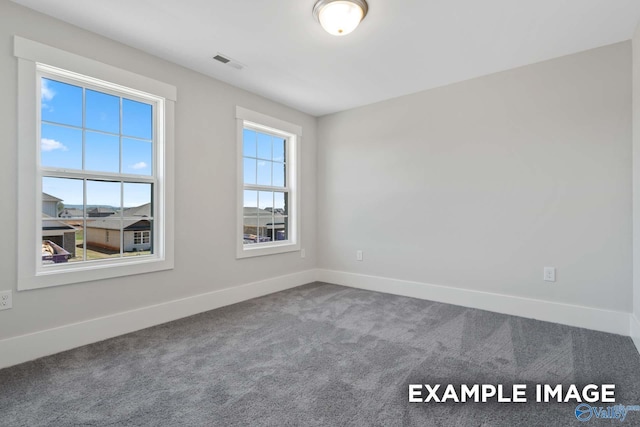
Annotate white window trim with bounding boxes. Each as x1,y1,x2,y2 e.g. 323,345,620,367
236,106,302,258
15,36,176,290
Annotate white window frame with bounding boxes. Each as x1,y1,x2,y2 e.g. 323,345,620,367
15,36,176,290
236,106,301,258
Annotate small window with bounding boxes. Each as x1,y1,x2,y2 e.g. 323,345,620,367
134,231,150,245
236,107,301,258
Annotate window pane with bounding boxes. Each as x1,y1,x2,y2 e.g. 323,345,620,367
125,219,152,256
84,219,122,259
85,89,120,134
122,99,152,139
87,180,120,217
273,192,287,215
85,131,119,173
259,222,272,243
273,192,288,241
257,160,271,186
243,216,259,245
243,129,257,158
123,183,152,217
41,177,83,268
259,191,274,243
273,162,285,188
41,123,82,170
243,190,259,244
42,219,82,266
42,176,83,215
243,190,257,209
243,158,256,185
258,191,273,211
122,138,152,176
273,137,285,162
257,132,271,160
41,78,82,127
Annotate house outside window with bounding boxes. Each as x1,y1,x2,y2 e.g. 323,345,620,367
236,107,301,258
16,37,176,290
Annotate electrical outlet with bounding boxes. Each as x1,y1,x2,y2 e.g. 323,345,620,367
0,290,12,310
543,267,556,282
356,250,363,261
301,248,306,258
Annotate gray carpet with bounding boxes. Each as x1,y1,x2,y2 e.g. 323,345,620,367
1,282,639,426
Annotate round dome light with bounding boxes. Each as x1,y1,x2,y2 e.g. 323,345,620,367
313,0,369,36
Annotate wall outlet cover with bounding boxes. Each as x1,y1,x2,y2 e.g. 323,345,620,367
0,290,12,310
544,267,556,282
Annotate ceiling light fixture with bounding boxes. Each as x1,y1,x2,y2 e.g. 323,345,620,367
313,0,368,36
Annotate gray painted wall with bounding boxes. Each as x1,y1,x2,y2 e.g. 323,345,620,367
0,0,317,340
317,42,632,313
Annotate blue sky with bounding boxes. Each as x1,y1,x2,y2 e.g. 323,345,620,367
243,128,286,210
41,78,153,208
243,190,287,212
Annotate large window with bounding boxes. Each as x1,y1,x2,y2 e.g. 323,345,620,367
236,107,301,258
39,70,156,265
16,37,176,290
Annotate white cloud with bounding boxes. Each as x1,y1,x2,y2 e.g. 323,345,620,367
41,79,55,102
130,162,148,170
41,138,68,152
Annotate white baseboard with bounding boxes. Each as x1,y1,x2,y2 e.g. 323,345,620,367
317,269,631,336
632,314,640,355
0,269,317,370
1,268,634,371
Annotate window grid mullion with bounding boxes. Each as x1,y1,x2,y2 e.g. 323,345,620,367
243,184,289,192
270,135,274,188
82,87,86,171
271,191,275,242
40,121,151,144
254,131,258,187
83,179,87,261
256,191,261,242
119,181,123,258
119,97,123,258
41,169,156,183
81,88,87,262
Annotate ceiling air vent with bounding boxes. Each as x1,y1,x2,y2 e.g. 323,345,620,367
213,54,230,64
213,53,245,70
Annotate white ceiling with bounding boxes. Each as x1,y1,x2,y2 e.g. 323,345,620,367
12,0,640,116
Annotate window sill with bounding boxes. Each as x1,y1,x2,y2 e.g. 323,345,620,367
19,256,174,291
236,242,301,259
